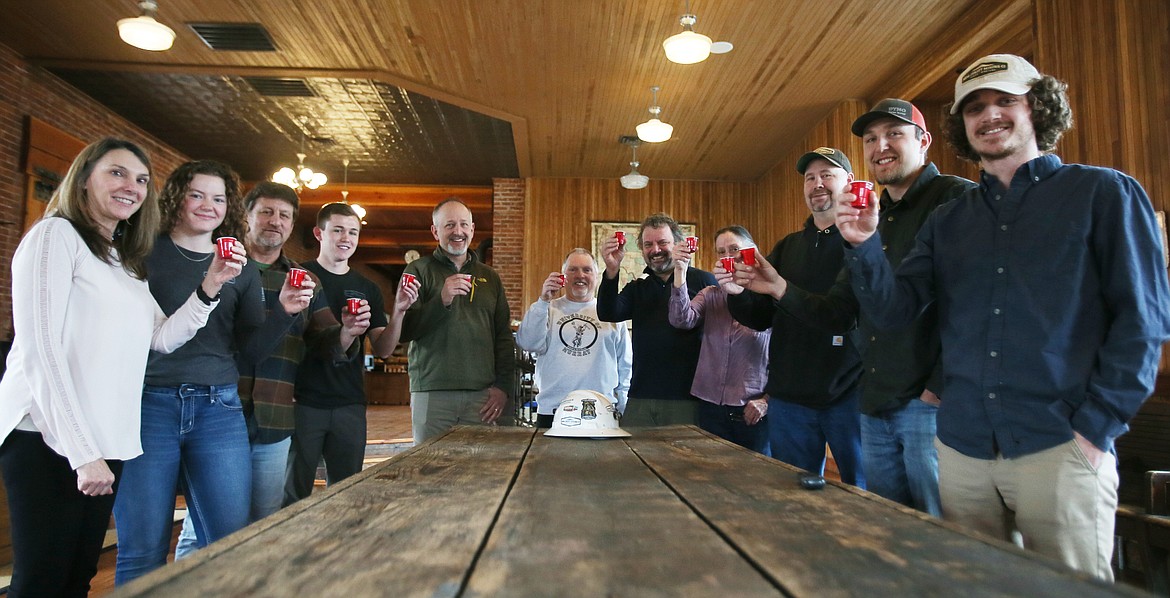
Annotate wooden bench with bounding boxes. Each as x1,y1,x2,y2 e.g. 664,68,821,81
1114,394,1170,592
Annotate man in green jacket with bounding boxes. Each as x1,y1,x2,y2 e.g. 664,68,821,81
401,198,515,442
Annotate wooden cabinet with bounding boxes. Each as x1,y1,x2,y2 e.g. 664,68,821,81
365,369,410,406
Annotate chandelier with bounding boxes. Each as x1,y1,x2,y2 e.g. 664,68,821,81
272,119,327,192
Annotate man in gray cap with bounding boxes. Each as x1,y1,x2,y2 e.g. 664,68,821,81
747,100,975,516
836,54,1170,579
727,147,865,487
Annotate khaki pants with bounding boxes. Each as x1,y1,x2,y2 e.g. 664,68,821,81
411,389,494,443
937,438,1118,581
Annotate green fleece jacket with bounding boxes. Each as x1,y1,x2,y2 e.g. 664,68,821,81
401,248,515,397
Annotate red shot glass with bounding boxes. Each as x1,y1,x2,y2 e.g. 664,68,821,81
556,274,566,287
287,267,308,288
614,231,626,245
215,237,236,260
684,236,698,252
719,256,735,273
740,247,757,266
401,273,417,287
850,181,875,209
346,297,363,315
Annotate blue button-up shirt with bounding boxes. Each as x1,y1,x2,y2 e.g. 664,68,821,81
846,154,1170,459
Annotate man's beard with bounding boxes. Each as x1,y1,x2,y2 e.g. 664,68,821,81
646,251,673,274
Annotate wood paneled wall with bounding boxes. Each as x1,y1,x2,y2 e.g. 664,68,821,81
520,179,755,308
1035,0,1170,209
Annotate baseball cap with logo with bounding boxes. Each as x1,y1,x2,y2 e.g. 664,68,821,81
796,147,853,175
544,390,630,438
851,98,927,136
950,54,1041,114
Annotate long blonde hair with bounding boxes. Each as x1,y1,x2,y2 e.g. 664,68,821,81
44,138,160,279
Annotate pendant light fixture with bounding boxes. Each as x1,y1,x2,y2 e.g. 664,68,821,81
662,1,710,64
272,118,327,192
340,158,367,224
117,0,177,52
619,136,649,190
636,86,674,143
662,1,733,65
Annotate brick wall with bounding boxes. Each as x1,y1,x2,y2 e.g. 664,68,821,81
491,177,525,322
0,43,189,341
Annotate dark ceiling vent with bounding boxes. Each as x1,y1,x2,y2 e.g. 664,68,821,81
189,23,277,52
244,77,317,97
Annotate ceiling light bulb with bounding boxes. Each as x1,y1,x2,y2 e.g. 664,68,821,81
350,204,367,219
636,118,674,143
663,14,712,64
308,172,328,188
117,2,176,51
621,170,650,190
272,167,297,189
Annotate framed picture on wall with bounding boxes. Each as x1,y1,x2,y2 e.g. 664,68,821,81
590,221,697,292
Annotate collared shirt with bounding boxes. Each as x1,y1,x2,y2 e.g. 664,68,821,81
238,254,347,444
728,218,861,408
847,154,1170,458
597,266,717,401
777,164,975,414
669,281,770,406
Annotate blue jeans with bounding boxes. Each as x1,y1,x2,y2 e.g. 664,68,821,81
862,399,941,516
113,384,252,585
768,392,865,488
697,401,770,455
175,435,291,559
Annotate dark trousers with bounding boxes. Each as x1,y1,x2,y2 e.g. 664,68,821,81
284,403,366,505
697,401,771,455
0,430,123,597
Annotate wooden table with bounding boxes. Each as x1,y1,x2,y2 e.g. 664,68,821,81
114,426,1140,597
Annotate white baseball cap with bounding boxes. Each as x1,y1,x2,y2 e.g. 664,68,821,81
544,390,630,438
950,54,1041,114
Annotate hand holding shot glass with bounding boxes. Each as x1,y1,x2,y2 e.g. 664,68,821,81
849,181,875,209
440,273,475,306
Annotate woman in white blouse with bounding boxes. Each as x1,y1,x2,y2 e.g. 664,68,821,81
0,138,236,596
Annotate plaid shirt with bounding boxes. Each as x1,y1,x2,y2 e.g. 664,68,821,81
238,254,352,444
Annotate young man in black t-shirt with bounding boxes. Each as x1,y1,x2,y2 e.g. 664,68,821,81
284,203,417,504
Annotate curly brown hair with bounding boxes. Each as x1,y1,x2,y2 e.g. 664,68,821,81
157,160,247,240
639,212,683,246
943,74,1073,163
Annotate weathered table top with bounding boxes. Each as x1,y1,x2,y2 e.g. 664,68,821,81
113,425,1139,597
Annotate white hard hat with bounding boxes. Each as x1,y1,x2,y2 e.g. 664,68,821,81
544,390,630,438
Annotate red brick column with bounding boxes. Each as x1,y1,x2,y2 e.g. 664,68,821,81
491,178,525,322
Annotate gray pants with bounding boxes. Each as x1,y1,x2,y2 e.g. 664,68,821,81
411,389,495,443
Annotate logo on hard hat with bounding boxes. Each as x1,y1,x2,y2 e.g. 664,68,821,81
544,390,631,438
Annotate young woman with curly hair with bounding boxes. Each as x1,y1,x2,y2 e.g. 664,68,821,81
113,160,311,585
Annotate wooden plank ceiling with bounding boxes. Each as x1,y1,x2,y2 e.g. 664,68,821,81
0,0,1032,265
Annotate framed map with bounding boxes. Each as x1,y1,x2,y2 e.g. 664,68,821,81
590,221,697,292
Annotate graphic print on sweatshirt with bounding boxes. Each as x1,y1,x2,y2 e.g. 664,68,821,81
557,313,600,357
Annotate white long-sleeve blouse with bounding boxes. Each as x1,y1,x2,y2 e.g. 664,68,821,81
0,217,215,468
